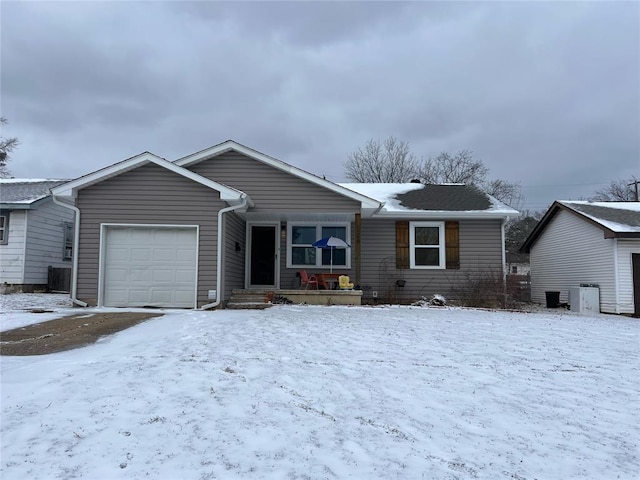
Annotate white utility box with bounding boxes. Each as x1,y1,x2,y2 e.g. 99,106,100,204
569,285,600,314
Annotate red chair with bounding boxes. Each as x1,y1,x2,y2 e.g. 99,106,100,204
299,270,319,290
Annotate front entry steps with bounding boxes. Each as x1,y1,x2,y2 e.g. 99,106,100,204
226,289,273,310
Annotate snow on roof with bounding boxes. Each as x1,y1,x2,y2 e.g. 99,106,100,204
339,182,518,217
339,183,424,212
0,179,70,205
560,201,640,233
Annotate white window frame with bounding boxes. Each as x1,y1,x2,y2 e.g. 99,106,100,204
409,221,446,269
286,222,351,269
0,212,8,245
63,222,73,261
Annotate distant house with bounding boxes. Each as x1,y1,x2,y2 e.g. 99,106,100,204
0,179,74,293
506,251,530,275
51,140,518,308
520,201,640,315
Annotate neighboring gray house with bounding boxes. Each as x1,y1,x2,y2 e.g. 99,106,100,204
51,140,518,308
521,201,640,315
0,179,74,293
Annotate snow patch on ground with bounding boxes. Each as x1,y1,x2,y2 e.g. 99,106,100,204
1,293,75,330
1,295,638,479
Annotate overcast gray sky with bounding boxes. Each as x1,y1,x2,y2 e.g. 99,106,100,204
2,1,638,212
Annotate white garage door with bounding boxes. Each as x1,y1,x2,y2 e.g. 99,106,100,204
103,226,198,308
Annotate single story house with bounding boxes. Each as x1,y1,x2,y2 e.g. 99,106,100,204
520,200,640,315
51,140,518,308
0,179,74,293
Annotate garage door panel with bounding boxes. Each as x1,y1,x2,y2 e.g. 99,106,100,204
153,248,177,262
131,248,151,261
152,269,174,282
108,247,130,262
175,269,195,282
104,226,197,308
174,290,196,304
131,269,153,282
176,249,196,261
106,289,128,304
106,268,128,282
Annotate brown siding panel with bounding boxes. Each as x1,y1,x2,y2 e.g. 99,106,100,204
76,164,224,306
445,221,460,269
395,221,409,269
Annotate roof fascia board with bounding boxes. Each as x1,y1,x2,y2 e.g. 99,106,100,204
51,152,247,204
175,140,381,212
0,196,53,210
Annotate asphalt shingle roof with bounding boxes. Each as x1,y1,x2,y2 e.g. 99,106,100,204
562,201,640,231
0,179,69,205
396,184,492,211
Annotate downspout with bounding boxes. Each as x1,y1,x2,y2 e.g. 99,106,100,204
51,195,88,307
613,238,620,314
200,196,250,310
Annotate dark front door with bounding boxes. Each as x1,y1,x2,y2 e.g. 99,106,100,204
633,253,640,316
249,225,277,287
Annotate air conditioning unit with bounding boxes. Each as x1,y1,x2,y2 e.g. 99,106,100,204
569,286,600,314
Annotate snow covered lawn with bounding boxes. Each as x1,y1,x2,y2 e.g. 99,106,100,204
1,297,638,479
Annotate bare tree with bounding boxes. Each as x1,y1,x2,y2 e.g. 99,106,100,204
419,150,522,208
419,150,488,185
484,178,524,210
0,117,19,178
505,209,545,254
344,138,523,207
344,136,420,183
590,177,639,202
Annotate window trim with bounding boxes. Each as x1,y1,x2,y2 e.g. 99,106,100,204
63,222,73,261
286,221,351,269
0,212,9,245
409,221,446,269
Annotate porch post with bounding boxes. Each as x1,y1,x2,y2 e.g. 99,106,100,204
354,213,361,286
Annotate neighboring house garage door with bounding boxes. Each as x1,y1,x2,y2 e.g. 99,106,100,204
103,226,198,308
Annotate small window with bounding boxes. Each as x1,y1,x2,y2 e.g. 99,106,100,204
63,222,73,260
0,212,8,245
409,221,445,269
511,265,518,274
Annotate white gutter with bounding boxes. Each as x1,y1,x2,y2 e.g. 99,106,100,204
51,195,88,307
200,196,250,310
613,238,620,314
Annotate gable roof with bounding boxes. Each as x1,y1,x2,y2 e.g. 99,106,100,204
174,140,382,216
0,179,70,209
51,152,250,206
339,183,519,219
520,200,640,252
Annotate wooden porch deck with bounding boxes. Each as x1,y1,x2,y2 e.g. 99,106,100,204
227,289,362,309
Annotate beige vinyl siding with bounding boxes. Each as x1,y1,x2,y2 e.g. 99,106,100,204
76,164,224,307
360,218,504,301
614,239,640,314
0,210,27,284
530,210,616,312
187,151,360,213
223,211,246,298
23,201,75,284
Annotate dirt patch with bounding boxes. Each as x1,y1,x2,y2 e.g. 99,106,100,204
0,312,163,356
